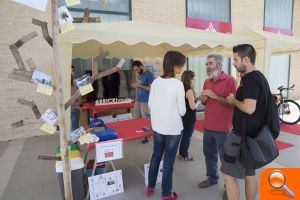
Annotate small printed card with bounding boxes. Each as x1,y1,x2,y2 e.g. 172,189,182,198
70,126,86,142
79,83,94,96
41,109,58,125
58,6,74,34
60,22,75,34
65,0,81,7
40,123,57,134
78,133,93,145
36,83,53,96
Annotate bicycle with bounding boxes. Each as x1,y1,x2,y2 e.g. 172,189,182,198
274,84,300,125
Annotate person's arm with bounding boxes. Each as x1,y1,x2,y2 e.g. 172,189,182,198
186,90,201,110
227,94,256,114
201,89,233,108
227,76,259,115
177,83,186,116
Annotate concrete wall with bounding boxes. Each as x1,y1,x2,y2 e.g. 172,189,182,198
0,0,56,141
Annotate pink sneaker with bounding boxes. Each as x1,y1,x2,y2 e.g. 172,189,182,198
146,187,154,197
162,192,178,200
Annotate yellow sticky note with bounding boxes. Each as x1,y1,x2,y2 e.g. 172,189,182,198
36,84,53,96
78,133,92,145
60,22,75,34
65,0,81,7
40,123,57,134
79,84,94,96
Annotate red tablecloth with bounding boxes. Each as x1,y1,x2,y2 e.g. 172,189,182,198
87,118,152,151
82,102,135,116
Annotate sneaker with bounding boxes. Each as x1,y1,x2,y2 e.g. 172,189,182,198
146,187,154,197
142,137,149,144
198,179,218,188
162,192,177,200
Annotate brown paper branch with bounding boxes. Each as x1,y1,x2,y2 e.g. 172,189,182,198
17,98,41,119
11,120,24,129
26,58,37,72
37,154,62,161
73,8,101,23
32,19,53,47
8,69,32,82
9,31,38,71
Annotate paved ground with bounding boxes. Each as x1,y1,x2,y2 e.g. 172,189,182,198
0,121,299,200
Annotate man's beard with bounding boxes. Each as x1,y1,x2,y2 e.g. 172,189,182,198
207,69,219,79
236,65,246,73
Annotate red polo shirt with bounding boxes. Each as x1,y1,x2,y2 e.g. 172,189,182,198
203,72,237,132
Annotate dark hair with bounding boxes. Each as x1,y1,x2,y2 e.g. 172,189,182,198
162,51,186,78
233,44,256,65
132,60,143,69
181,70,195,93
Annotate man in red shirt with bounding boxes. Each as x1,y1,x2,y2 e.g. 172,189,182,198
198,54,237,198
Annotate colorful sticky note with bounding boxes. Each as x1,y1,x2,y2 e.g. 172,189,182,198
36,83,53,96
79,84,94,96
59,22,75,34
65,0,81,7
40,123,57,134
78,133,92,145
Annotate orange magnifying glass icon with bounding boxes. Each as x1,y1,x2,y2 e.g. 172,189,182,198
268,170,295,198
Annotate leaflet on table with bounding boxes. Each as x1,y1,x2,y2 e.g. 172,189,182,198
13,0,48,12
96,139,123,163
88,170,124,200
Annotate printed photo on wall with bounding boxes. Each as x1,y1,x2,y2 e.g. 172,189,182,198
31,70,52,86
58,6,73,25
75,74,92,88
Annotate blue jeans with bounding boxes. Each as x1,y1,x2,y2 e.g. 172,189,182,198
203,129,228,183
148,131,181,197
179,122,195,158
71,107,80,131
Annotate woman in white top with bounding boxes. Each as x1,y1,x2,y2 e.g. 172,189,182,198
146,51,186,200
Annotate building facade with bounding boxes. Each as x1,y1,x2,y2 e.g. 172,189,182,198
0,0,299,140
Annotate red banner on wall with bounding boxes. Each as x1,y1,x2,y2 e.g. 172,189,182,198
263,26,293,36
186,17,232,34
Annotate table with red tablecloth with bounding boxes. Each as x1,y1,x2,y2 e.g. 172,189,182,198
82,101,135,117
86,118,152,152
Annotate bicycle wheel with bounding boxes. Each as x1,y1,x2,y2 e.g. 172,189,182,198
277,100,300,125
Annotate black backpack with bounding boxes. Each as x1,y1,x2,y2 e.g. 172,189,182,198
257,72,280,139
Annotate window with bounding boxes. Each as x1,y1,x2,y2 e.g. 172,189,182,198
264,0,294,35
186,0,231,22
58,0,131,22
186,0,232,34
268,55,290,97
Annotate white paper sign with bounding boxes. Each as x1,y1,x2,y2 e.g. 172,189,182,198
88,170,124,200
144,161,163,186
41,109,58,125
116,113,132,121
96,139,123,163
116,58,126,69
13,0,48,12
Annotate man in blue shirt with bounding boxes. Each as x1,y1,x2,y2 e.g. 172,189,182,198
131,60,155,143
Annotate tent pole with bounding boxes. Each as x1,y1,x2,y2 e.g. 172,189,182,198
51,0,73,199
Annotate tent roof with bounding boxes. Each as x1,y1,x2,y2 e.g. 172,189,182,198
60,21,252,58
237,28,300,54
